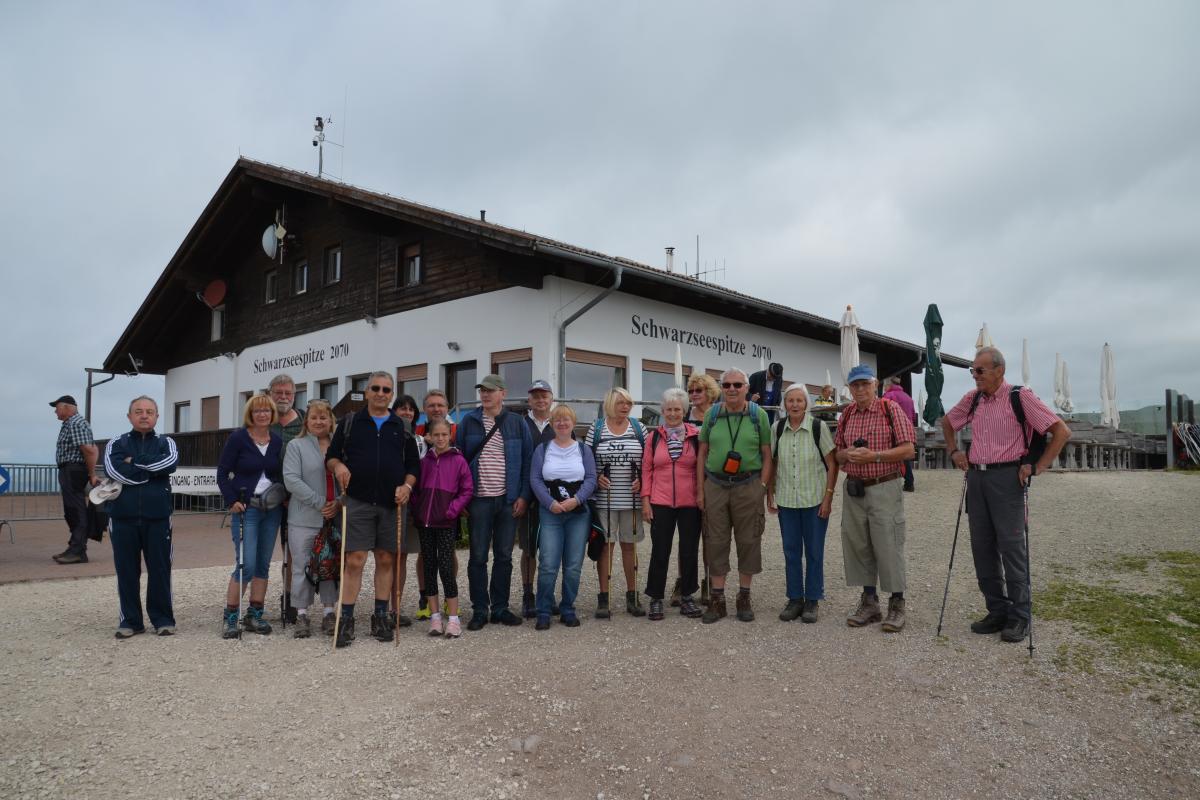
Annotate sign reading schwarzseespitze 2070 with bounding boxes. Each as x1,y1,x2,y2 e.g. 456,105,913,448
630,314,773,360
252,342,351,375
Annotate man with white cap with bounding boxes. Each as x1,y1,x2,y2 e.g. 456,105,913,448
49,394,98,564
519,379,558,618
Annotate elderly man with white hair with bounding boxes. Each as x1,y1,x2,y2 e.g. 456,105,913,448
695,368,774,624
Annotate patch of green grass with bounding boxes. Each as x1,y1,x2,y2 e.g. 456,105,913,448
1037,550,1200,704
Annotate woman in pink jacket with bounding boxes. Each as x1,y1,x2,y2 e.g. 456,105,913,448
641,388,704,620
411,419,474,638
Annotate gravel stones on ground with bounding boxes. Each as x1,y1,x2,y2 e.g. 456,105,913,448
0,471,1197,799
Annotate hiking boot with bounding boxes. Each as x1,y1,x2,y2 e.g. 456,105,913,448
779,600,804,622
1000,618,1029,643
679,596,703,619
495,609,523,627
881,597,906,633
801,600,819,624
846,592,882,627
701,594,727,624
221,609,240,639
335,615,355,648
322,612,336,636
522,589,537,619
626,590,646,617
535,614,551,631
970,611,1008,635
445,617,462,638
415,596,431,621
242,607,272,635
648,599,665,621
53,552,88,564
293,615,311,639
561,613,581,628
371,611,395,642
736,591,755,622
669,578,683,608
594,592,610,620
428,617,445,637
467,614,487,632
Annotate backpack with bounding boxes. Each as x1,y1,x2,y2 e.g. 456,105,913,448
702,400,770,445
649,427,699,461
306,520,342,586
966,385,1047,465
772,418,830,473
590,417,646,451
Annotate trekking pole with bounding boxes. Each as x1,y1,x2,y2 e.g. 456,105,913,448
280,519,292,629
236,488,247,641
1024,475,1035,658
394,502,403,648
935,472,969,638
632,462,642,603
604,462,614,614
332,501,348,653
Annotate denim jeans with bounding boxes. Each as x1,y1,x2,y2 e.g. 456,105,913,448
468,496,517,615
536,507,590,617
230,505,283,582
778,505,828,601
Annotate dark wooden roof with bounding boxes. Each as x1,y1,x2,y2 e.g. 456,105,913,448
104,157,969,374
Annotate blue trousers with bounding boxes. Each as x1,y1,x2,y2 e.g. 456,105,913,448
778,505,828,601
536,508,590,617
110,518,174,631
230,505,282,582
467,496,517,615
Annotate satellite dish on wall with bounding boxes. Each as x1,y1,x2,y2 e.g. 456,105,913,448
262,225,278,259
202,279,227,309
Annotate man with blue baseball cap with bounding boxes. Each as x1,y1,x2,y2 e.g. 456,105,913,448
833,364,916,632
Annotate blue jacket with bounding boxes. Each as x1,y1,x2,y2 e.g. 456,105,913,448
455,408,532,505
103,429,178,520
325,408,420,507
217,427,283,507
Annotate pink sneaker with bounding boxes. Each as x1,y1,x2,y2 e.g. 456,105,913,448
427,617,444,637
444,618,462,638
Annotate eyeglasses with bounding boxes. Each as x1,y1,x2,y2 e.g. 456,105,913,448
969,367,991,376
368,385,393,394
721,382,745,389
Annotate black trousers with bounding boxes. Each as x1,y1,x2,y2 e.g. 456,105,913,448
645,505,702,600
966,468,1030,622
58,464,89,556
111,518,175,630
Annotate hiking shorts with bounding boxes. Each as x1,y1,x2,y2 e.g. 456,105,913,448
343,496,399,553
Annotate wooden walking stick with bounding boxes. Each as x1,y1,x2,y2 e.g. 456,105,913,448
393,502,403,648
332,501,348,653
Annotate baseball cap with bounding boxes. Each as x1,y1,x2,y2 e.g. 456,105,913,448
847,364,876,383
476,374,506,391
528,379,552,394
49,395,78,407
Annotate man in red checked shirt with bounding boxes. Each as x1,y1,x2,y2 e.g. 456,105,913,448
942,346,1070,644
834,364,916,632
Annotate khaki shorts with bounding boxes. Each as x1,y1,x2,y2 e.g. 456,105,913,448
702,477,765,575
595,507,645,544
344,495,399,554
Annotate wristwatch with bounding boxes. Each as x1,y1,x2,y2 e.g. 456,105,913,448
874,453,881,464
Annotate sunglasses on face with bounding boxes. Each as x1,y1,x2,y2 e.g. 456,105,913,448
369,385,393,394
688,387,705,393
722,382,745,389
969,367,991,376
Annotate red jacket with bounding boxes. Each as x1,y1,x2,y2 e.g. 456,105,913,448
640,423,701,509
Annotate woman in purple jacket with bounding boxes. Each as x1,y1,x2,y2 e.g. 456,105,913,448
530,405,598,630
411,419,474,638
216,395,284,638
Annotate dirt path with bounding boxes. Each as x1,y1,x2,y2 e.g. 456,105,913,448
1,471,1197,800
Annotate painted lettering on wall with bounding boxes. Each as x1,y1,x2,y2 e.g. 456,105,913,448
630,314,771,360
252,343,350,375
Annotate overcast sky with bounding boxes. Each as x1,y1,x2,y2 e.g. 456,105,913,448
2,1,1197,462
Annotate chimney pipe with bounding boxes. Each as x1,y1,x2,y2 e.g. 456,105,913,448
480,210,486,222
665,247,675,273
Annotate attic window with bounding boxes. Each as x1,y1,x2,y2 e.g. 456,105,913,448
398,243,421,287
210,305,225,342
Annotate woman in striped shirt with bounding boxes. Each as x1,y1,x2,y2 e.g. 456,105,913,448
585,387,647,619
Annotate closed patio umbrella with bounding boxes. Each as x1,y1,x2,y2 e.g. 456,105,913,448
1100,343,1119,429
674,343,684,389
1055,353,1074,414
975,323,994,352
1022,338,1033,392
840,304,861,399
922,304,945,426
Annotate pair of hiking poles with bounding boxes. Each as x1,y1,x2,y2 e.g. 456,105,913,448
598,460,644,616
936,472,1035,658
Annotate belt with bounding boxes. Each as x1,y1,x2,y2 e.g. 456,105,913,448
706,469,762,486
58,462,85,469
857,472,900,488
969,461,1021,471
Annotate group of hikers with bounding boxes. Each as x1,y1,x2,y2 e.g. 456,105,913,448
85,345,1069,649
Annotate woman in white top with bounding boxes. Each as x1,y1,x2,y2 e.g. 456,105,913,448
585,387,647,619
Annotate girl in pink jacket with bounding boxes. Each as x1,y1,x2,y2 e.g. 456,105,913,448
641,388,704,620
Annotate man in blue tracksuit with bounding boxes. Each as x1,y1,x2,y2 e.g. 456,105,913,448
102,395,179,638
455,374,533,631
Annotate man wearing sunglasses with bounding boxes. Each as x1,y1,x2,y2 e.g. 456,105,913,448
942,347,1070,643
326,371,421,647
696,368,774,623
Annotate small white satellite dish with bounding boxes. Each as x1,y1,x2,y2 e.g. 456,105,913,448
261,225,278,259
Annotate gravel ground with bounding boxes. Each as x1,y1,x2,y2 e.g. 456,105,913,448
1,470,1198,800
